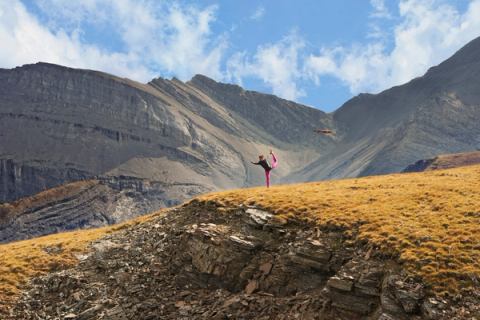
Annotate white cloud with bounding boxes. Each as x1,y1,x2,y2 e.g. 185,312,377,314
370,0,392,18
149,4,227,80
250,6,265,20
226,32,305,100
0,1,153,80
306,0,480,94
0,0,226,82
305,44,389,93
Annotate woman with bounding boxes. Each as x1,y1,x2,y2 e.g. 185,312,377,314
251,150,278,188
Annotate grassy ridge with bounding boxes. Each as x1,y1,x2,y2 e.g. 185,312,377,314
0,164,478,312
200,165,480,295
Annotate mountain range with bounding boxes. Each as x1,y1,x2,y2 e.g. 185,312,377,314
1,36,479,238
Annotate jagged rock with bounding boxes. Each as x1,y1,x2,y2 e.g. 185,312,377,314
77,305,102,320
380,275,425,317
245,208,273,226
420,297,446,320
294,239,332,264
325,259,388,315
381,292,405,316
327,276,354,291
105,305,127,320
182,223,261,288
394,284,424,313
245,280,259,294
259,262,273,275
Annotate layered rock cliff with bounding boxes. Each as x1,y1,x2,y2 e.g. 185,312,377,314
0,176,206,243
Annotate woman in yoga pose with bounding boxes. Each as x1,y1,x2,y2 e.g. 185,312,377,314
251,150,278,188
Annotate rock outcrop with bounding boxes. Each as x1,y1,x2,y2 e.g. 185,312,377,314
403,151,480,172
0,176,208,243
10,201,479,320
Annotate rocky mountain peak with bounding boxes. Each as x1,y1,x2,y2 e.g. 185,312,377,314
10,62,94,75
189,74,245,97
427,36,480,73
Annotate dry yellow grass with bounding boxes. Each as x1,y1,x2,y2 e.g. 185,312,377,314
0,210,159,312
199,164,480,295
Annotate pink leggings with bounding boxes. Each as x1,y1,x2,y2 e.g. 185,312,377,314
265,153,278,188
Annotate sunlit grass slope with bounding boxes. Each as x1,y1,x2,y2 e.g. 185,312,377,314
0,211,158,312
200,165,480,295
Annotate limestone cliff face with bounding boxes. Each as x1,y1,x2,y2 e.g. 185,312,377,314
0,63,189,200
0,159,90,203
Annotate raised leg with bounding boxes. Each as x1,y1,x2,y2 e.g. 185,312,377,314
270,152,278,169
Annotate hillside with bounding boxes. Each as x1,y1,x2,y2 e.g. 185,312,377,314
1,165,479,319
403,150,480,172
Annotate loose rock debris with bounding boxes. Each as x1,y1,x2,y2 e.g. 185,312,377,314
8,201,480,319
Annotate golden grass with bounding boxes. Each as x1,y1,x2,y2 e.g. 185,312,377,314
0,210,159,311
199,165,480,295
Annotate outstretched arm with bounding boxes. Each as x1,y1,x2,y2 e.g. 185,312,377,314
251,161,259,165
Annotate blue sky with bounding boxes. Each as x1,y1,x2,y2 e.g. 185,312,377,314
1,1,479,111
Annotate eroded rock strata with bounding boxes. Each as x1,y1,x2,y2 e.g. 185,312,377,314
0,176,209,243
